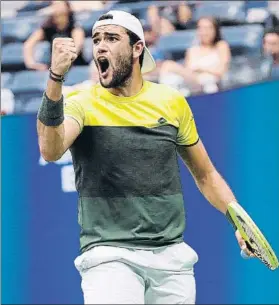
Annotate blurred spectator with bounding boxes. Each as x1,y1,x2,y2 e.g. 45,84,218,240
268,1,279,20
263,27,279,78
38,1,109,14
159,17,231,94
147,3,192,35
62,61,99,95
23,1,86,71
142,25,165,82
1,89,15,115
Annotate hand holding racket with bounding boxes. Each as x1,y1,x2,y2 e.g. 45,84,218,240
226,201,279,271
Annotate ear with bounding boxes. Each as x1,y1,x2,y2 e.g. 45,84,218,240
133,41,144,60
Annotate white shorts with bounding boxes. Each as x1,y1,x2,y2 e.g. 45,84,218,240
74,242,199,304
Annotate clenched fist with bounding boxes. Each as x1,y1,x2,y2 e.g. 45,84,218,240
50,37,78,76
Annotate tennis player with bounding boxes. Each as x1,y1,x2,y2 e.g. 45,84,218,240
37,10,253,304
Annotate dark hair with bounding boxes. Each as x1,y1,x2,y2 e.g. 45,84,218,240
198,16,222,45
98,13,144,68
42,1,75,32
264,27,279,38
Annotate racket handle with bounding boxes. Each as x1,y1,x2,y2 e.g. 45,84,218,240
241,249,251,259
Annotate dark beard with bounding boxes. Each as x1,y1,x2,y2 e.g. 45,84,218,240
95,51,133,89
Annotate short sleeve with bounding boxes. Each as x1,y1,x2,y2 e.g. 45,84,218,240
64,92,85,131
176,95,199,146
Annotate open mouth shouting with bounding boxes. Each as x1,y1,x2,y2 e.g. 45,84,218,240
97,57,110,79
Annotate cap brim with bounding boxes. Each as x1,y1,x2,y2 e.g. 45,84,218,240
141,46,156,74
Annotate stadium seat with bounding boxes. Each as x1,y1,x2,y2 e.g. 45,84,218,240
82,38,93,63
10,70,49,94
1,72,13,89
220,54,272,90
156,29,196,60
193,2,246,25
2,41,51,72
22,96,43,113
10,70,48,112
157,24,264,61
16,1,51,15
34,41,51,65
64,66,90,86
270,66,279,79
1,15,44,44
245,1,268,10
222,24,264,57
110,1,184,25
2,43,25,72
77,10,106,37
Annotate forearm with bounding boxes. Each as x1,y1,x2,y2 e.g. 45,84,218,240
72,28,85,55
199,62,229,79
37,121,65,161
23,43,36,66
195,169,236,214
37,79,65,161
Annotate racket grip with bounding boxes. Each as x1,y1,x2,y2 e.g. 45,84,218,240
241,249,251,259
226,210,237,231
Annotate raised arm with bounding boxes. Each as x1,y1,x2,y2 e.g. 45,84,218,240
37,37,80,161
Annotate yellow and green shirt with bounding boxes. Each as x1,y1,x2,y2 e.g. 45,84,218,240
64,81,199,253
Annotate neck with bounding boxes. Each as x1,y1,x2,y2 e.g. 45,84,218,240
107,68,143,97
201,42,214,48
57,21,68,31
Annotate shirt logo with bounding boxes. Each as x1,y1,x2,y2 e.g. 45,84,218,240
158,117,167,125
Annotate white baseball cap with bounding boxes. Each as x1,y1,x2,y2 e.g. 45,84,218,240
93,10,156,74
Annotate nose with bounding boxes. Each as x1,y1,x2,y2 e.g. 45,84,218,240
96,39,109,55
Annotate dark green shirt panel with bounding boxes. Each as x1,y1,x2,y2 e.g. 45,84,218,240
71,125,182,197
78,194,185,253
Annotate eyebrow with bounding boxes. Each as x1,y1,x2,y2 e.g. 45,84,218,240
92,32,121,39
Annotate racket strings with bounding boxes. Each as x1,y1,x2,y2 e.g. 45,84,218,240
242,223,272,268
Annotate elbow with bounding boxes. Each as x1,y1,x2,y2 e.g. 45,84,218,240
40,147,62,162
195,168,218,187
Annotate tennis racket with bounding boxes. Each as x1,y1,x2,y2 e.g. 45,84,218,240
226,201,279,271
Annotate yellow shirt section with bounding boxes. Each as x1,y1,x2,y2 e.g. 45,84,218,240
64,81,199,146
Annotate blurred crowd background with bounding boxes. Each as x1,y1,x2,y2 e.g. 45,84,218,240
1,0,279,115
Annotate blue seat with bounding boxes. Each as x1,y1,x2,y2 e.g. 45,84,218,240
2,41,51,72
10,70,48,112
1,15,43,44
2,43,25,71
64,66,90,86
245,1,268,10
10,70,49,94
14,94,42,114
22,96,43,113
111,0,175,12
222,24,264,56
77,10,106,37
1,72,13,89
82,38,93,63
34,41,51,65
193,2,246,25
111,1,184,25
271,66,279,79
220,54,272,90
17,1,51,15
157,29,196,60
156,24,264,60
